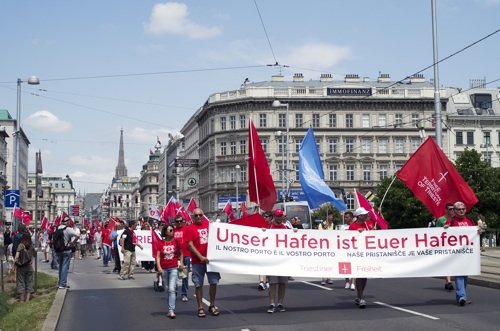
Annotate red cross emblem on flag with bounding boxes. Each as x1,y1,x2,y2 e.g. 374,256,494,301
338,262,352,275
149,210,155,216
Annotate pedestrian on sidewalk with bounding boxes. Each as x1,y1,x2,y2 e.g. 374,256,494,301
157,224,184,319
57,216,79,289
477,214,487,252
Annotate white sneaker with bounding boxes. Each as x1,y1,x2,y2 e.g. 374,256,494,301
181,296,188,302
359,299,366,308
345,282,350,289
350,283,356,291
321,281,326,285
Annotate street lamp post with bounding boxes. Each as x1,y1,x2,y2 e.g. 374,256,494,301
272,100,290,202
235,164,240,217
14,76,40,212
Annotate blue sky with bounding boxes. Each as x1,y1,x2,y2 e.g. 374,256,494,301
0,0,498,194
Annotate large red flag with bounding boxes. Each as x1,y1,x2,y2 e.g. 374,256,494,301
248,119,277,211
397,137,478,218
222,200,235,222
187,197,198,212
355,189,388,229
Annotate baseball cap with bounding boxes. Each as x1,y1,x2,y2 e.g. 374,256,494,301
273,209,285,217
353,207,369,217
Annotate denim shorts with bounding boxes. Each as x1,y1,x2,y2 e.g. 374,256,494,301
191,263,221,287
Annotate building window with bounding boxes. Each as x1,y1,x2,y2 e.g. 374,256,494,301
345,138,354,153
379,164,388,180
329,114,337,128
456,131,463,145
278,113,286,128
220,142,227,156
346,165,355,181
361,139,371,153
378,114,387,127
483,131,491,145
316,138,321,153
395,113,403,127
239,140,246,154
261,138,268,153
278,136,286,154
411,138,420,152
466,132,474,145
346,114,353,128
220,116,227,131
295,138,302,153
259,114,267,127
240,114,246,128
362,114,370,128
345,192,355,210
27,190,32,198
230,116,236,130
230,141,236,155
412,113,420,126
378,138,388,154
328,164,338,181
328,138,338,153
363,165,372,181
395,138,404,153
312,114,320,128
240,165,247,182
295,113,303,128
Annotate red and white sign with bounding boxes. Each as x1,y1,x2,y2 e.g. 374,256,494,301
207,223,480,278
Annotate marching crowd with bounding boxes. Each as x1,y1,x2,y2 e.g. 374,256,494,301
0,199,486,318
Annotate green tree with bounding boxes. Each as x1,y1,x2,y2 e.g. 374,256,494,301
310,203,342,228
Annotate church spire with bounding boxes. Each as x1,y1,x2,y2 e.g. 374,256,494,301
115,128,128,179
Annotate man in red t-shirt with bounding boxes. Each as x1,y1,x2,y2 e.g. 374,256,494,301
349,207,376,309
186,207,221,317
444,201,478,306
173,215,192,302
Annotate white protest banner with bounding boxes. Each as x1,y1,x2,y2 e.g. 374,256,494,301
117,229,157,261
207,223,480,278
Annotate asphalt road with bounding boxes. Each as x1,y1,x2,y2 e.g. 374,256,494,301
51,256,500,331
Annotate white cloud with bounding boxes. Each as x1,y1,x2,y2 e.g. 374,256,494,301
128,127,178,144
145,2,222,39
280,42,351,71
25,110,72,132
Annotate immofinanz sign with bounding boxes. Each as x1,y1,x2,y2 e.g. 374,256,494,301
174,158,199,167
327,87,372,96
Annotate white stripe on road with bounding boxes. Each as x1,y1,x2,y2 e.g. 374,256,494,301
374,301,440,320
301,280,334,290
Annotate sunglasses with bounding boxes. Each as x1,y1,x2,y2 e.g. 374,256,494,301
174,220,183,223
193,214,203,217
455,208,466,211
447,208,454,211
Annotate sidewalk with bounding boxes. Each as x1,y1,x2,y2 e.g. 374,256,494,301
468,246,500,289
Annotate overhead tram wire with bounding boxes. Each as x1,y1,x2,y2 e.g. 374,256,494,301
253,0,279,66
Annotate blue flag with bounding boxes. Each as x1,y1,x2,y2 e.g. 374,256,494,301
299,128,346,211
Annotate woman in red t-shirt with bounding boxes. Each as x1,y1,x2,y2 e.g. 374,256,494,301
156,224,184,319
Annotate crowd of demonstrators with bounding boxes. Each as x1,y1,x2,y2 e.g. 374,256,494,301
156,223,184,319
173,215,192,302
444,201,480,306
436,202,456,291
186,207,221,318
119,220,143,280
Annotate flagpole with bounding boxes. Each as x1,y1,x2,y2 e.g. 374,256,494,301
378,175,398,212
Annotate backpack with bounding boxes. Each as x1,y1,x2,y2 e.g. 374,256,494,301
53,227,67,253
15,246,33,267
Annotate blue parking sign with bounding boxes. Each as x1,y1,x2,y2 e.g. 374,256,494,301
5,190,20,208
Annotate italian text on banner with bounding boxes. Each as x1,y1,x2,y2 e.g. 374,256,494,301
206,223,480,278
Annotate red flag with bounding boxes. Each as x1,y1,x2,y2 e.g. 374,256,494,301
223,200,235,222
108,218,116,232
54,215,61,227
162,196,178,221
187,197,198,212
230,213,269,228
248,119,277,211
397,137,479,218
355,189,388,229
22,211,32,226
83,218,90,228
176,205,192,222
151,228,162,258
13,207,23,219
240,201,249,217
40,216,48,231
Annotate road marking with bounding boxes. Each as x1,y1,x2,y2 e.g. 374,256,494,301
301,280,334,290
374,301,440,320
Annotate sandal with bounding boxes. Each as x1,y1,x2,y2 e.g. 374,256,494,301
197,308,206,318
208,305,220,316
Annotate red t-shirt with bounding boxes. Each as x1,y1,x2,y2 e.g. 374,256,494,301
157,239,179,269
174,227,191,257
349,220,376,231
269,222,287,229
445,216,475,227
185,219,209,265
102,228,112,246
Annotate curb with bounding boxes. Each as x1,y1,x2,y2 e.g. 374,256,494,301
41,288,66,331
